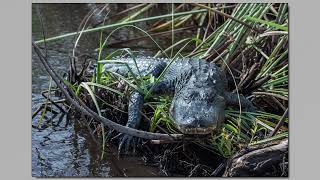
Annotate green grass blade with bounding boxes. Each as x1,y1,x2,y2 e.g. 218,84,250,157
34,9,208,44
84,82,124,96
244,16,288,31
79,82,102,116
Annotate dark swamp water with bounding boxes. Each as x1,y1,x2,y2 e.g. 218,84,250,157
31,4,181,177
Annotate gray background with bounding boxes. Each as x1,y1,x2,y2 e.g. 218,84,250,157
0,0,318,179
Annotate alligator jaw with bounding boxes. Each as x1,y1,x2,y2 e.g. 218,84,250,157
177,125,216,135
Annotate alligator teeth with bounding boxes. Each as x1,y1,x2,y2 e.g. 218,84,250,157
177,125,217,135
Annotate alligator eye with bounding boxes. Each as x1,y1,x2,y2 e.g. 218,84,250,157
209,94,216,101
183,94,192,100
207,90,217,101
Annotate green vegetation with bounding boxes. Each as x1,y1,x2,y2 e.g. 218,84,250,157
36,3,288,159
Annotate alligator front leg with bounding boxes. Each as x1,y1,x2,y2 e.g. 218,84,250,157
224,92,256,112
118,91,144,155
118,79,175,155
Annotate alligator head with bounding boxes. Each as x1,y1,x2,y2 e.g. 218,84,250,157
169,65,226,134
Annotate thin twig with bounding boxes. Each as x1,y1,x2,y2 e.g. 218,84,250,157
41,90,66,113
269,108,288,137
211,161,226,176
35,5,48,57
271,96,286,111
32,100,66,119
253,91,288,101
191,3,263,34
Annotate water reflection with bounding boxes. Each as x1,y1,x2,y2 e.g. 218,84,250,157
32,3,160,177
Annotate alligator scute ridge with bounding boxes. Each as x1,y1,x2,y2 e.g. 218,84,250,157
102,56,255,153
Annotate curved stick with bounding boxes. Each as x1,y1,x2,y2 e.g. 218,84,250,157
32,41,183,141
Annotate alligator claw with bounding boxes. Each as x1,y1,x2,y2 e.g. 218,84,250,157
117,133,141,156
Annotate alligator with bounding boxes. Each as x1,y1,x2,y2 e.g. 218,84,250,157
102,56,255,153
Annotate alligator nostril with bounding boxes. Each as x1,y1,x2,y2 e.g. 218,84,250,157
184,117,203,128
185,118,195,125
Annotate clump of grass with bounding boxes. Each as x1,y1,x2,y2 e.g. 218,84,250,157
147,95,177,133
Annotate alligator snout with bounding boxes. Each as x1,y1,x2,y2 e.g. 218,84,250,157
170,92,226,135
181,117,213,128
175,117,217,134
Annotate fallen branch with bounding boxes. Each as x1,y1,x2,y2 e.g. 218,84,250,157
223,138,288,177
32,41,183,141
